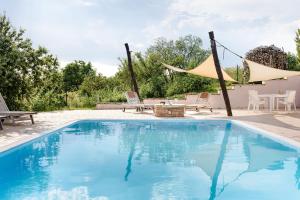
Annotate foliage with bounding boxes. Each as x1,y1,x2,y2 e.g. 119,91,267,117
65,92,97,108
62,60,95,93
224,66,244,83
146,35,210,68
166,74,217,97
80,74,107,96
31,90,65,111
115,35,212,99
287,52,300,71
6,12,283,111
97,89,126,103
0,14,60,110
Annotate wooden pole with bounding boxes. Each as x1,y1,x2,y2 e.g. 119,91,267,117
125,43,140,99
209,31,233,116
209,122,232,200
236,65,239,82
0,119,3,130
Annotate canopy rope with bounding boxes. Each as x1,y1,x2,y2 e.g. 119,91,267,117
212,39,300,82
215,40,244,59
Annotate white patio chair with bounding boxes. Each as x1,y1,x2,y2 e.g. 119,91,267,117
248,90,265,111
276,90,296,111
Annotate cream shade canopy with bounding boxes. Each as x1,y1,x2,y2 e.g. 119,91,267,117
163,55,237,82
246,59,300,82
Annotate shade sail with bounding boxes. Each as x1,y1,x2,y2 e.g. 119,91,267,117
188,144,221,179
247,144,296,172
246,59,300,82
163,63,186,73
163,55,237,82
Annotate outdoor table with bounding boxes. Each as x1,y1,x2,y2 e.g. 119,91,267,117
258,94,287,112
154,104,185,117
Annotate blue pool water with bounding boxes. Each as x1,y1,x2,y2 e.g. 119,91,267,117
0,120,300,200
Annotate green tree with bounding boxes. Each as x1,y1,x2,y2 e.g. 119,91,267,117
166,74,217,97
79,74,107,96
31,70,65,111
0,14,60,110
224,66,244,83
287,52,300,71
62,60,95,93
115,35,212,99
147,35,210,68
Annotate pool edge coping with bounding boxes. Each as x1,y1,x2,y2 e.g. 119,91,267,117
231,120,300,151
0,119,82,153
1,118,300,153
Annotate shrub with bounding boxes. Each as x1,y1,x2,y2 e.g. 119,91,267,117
31,91,65,111
97,89,126,103
166,74,217,96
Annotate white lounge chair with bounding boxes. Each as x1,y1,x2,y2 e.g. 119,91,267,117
0,93,37,124
276,90,296,111
185,92,213,112
248,90,265,111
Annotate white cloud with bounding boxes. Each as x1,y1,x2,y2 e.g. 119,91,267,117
59,60,119,77
76,0,119,6
143,0,300,57
91,61,119,77
76,0,97,7
3,0,299,74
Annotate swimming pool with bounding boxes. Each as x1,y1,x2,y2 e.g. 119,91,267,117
0,120,299,199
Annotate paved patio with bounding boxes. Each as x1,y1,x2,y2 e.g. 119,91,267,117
0,109,300,152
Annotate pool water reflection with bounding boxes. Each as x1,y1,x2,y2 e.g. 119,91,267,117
0,120,299,199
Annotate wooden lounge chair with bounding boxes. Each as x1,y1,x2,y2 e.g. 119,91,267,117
0,115,6,130
0,93,37,124
122,91,155,112
122,91,144,112
185,92,213,112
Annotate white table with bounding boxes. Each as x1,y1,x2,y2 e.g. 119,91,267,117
258,94,287,112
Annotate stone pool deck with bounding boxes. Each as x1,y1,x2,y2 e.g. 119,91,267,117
0,109,300,152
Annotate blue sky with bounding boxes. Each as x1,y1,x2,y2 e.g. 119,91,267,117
1,0,299,76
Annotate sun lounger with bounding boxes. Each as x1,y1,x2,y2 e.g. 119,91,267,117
0,93,37,124
122,91,144,112
0,115,6,130
122,91,155,112
185,92,213,112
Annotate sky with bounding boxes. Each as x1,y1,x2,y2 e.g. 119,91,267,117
1,0,299,76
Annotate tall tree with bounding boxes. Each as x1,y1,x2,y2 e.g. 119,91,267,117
287,52,300,71
62,60,95,93
116,35,213,98
79,74,107,96
62,60,95,104
0,14,59,110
